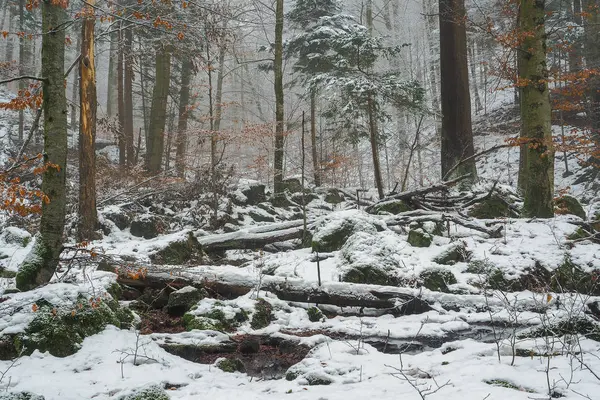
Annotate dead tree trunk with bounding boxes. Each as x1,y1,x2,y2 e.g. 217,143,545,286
175,57,192,177
123,28,134,165
117,25,125,166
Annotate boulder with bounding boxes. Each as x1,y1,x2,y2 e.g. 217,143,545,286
102,210,131,230
555,195,586,219
248,210,276,223
324,188,345,204
217,357,246,373
150,232,205,265
0,227,31,247
167,286,206,316
130,215,168,239
240,181,266,206
370,200,412,215
407,229,432,247
291,192,318,206
420,268,457,292
432,241,470,265
311,210,383,252
117,385,170,400
282,178,303,193
468,194,516,219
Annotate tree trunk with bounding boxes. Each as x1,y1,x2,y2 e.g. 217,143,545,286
570,0,583,72
117,26,125,166
439,0,477,183
584,0,600,133
273,0,285,195
519,0,554,217
145,46,171,174
123,28,134,165
4,5,14,77
175,57,192,177
468,38,483,114
310,91,321,186
70,33,80,133
16,0,68,291
368,95,385,199
18,0,31,141
78,0,98,241
106,30,118,118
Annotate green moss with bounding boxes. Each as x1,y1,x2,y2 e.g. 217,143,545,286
0,392,45,400
468,194,515,219
555,195,586,219
466,260,524,291
250,299,274,330
342,265,399,286
107,283,123,301
371,200,412,215
520,317,600,342
15,240,53,292
484,379,535,393
551,256,600,295
306,375,333,386
307,307,323,322
182,313,223,332
407,229,432,248
420,269,457,292
151,232,203,265
312,222,355,253
0,267,17,278
217,357,245,373
324,189,344,204
567,227,590,241
22,295,123,358
285,371,299,381
118,385,170,400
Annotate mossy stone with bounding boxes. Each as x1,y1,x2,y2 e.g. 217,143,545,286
521,316,600,342
0,267,17,278
23,295,122,357
307,307,323,322
324,189,344,204
150,232,204,265
371,200,412,215
217,357,246,373
468,194,515,219
306,375,333,385
555,195,586,219
342,265,399,286
250,299,274,330
118,385,170,400
432,242,470,265
407,229,432,248
551,257,600,295
167,286,206,315
312,223,355,253
0,392,45,400
420,269,457,292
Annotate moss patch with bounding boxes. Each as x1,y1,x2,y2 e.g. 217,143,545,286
250,299,274,330
420,269,457,292
150,232,204,265
484,379,535,393
118,385,170,400
407,229,432,248
0,393,45,400
555,195,586,219
370,200,412,215
217,357,245,373
307,307,323,322
551,256,600,295
342,265,400,286
468,194,515,219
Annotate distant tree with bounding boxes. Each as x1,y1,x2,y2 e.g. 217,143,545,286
439,0,477,183
273,0,285,195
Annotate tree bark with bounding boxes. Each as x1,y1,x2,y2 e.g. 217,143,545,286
175,57,192,177
117,26,125,166
106,30,118,118
368,95,385,199
273,0,285,195
123,28,134,165
519,0,554,217
569,0,583,72
439,0,477,183
18,0,32,141
145,46,171,174
310,91,321,186
70,33,80,133
78,0,98,241
16,0,68,291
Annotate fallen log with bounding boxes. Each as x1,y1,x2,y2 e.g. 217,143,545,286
116,266,433,316
198,220,310,253
386,212,504,238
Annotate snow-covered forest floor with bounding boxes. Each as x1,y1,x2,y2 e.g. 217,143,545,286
2,97,600,400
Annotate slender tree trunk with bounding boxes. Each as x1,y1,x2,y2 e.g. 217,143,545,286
106,30,118,118
117,26,125,165
123,28,134,165
78,0,98,241
138,38,149,146
16,0,68,291
439,0,477,183
4,5,14,81
570,0,583,72
146,46,171,174
273,0,285,195
175,57,192,177
310,90,321,186
468,38,483,114
519,0,554,217
70,33,80,133
18,0,31,141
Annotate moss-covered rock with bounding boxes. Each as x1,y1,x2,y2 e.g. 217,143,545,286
118,385,170,400
370,200,412,215
307,307,323,322
15,239,54,292
432,241,470,265
468,194,515,219
150,232,204,265
291,192,319,206
407,229,432,248
0,267,17,278
0,392,45,400
102,210,131,230
0,227,32,247
250,299,274,330
342,265,401,286
312,211,381,252
167,286,206,315
282,178,303,193
20,295,125,358
551,256,600,295
182,303,247,333
130,215,168,239
240,182,266,206
465,260,524,292
217,357,246,373
324,189,344,204
420,268,457,292
555,195,586,219
520,316,600,342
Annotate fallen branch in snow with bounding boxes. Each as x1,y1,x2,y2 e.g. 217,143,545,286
386,212,504,238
